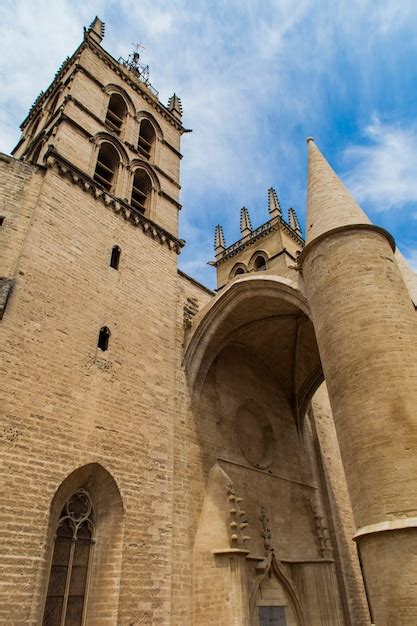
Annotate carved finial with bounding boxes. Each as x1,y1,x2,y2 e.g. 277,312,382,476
87,17,105,44
268,187,282,218
240,206,252,237
214,224,226,258
168,93,183,119
259,506,273,553
288,207,302,236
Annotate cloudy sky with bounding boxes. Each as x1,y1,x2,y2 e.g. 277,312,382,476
1,0,417,287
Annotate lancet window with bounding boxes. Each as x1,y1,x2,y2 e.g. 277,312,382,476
105,93,127,135
131,169,152,214
137,119,156,160
93,143,119,193
42,489,95,626
254,255,267,271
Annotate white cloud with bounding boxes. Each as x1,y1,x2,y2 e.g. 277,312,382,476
343,116,417,211
1,0,417,286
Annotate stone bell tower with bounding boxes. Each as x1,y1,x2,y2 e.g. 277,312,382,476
299,138,417,626
212,188,304,289
0,17,190,625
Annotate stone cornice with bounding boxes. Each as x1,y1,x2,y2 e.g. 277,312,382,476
298,223,396,267
214,217,304,267
354,517,417,540
44,147,184,254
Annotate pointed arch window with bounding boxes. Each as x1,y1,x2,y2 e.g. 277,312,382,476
137,119,156,160
131,169,152,214
31,140,44,165
254,255,267,271
105,93,127,135
93,143,119,193
42,489,95,626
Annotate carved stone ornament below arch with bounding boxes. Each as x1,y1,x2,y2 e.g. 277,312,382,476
235,399,275,469
250,552,306,626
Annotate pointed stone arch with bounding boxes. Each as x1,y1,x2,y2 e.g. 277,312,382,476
248,250,269,271
104,83,135,117
38,463,124,626
229,262,247,279
136,110,163,141
250,552,306,626
130,160,161,192
93,132,129,165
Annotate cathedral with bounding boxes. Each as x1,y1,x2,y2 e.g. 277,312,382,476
1,17,417,626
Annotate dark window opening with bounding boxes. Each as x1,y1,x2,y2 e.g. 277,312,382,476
110,245,121,270
131,169,152,214
254,256,266,271
42,489,94,626
105,94,127,135
234,267,245,276
48,92,60,119
93,144,119,193
31,141,44,165
97,326,110,351
30,115,41,138
0,217,4,226
137,119,156,160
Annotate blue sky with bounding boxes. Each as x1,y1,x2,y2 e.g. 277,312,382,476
1,0,417,288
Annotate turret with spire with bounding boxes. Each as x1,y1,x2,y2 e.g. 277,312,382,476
211,187,304,289
240,207,252,238
299,138,417,625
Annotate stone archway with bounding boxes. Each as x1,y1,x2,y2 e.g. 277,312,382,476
184,275,350,626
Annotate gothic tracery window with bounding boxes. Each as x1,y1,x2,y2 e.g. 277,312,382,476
42,489,95,626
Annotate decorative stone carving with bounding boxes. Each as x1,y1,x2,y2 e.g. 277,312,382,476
259,506,272,553
183,296,199,328
227,483,250,549
308,497,334,559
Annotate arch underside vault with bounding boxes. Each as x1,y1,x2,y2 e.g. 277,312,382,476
185,275,324,434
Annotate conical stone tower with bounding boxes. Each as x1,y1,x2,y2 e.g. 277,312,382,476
299,138,417,626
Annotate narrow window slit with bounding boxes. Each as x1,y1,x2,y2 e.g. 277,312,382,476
110,246,121,270
97,327,110,351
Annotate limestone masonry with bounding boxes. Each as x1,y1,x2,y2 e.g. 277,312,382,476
1,17,417,626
